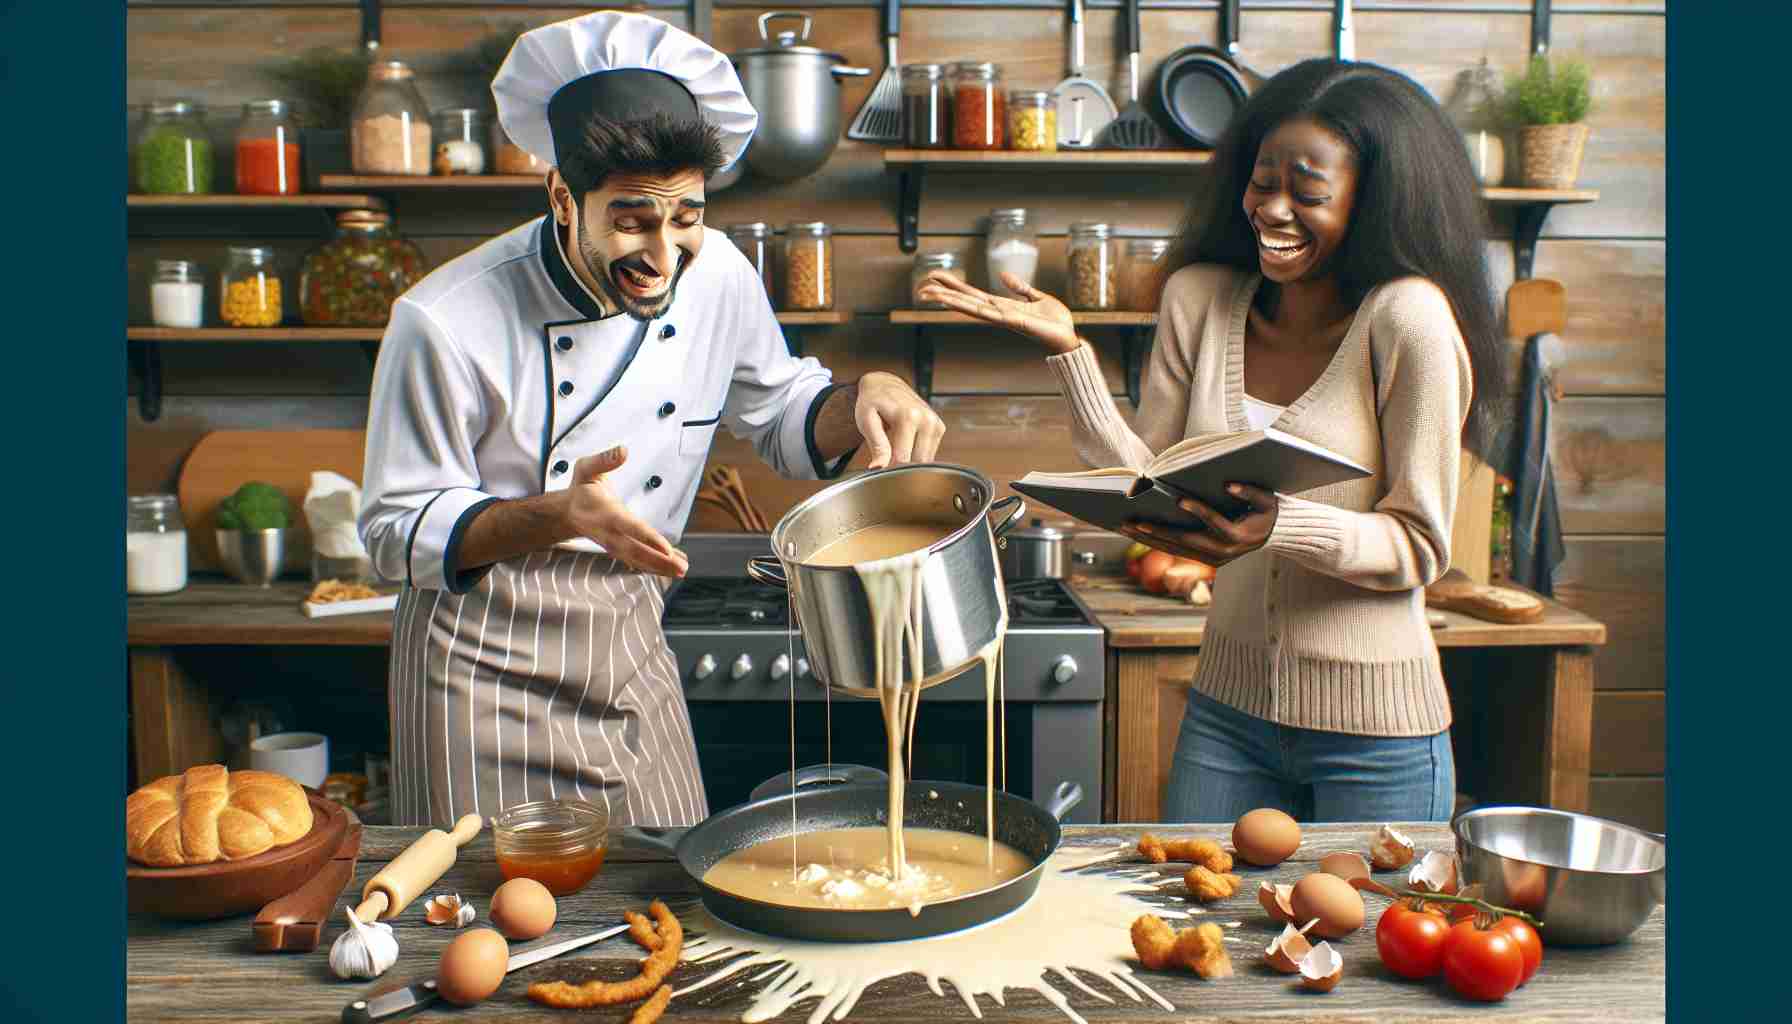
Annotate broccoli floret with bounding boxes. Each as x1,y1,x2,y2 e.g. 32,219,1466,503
223,481,292,530
215,496,242,529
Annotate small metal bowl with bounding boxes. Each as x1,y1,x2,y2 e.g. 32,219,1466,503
216,528,288,586
1454,805,1665,946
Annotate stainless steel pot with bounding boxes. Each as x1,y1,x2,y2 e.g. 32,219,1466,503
731,12,869,182
1000,518,1068,580
1454,806,1666,946
746,463,1025,697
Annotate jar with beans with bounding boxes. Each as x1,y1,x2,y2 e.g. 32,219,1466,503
1007,90,1057,152
432,108,487,175
911,252,965,308
1067,222,1117,311
236,99,300,196
726,223,775,300
781,223,834,311
1121,238,1173,312
901,64,950,149
951,63,1005,150
221,246,283,327
300,210,428,325
135,100,213,194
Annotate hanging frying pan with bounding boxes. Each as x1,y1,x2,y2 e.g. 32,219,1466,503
1153,0,1264,149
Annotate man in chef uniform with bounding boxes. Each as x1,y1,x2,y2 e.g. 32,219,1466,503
359,12,944,827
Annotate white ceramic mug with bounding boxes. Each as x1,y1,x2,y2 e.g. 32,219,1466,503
249,731,329,789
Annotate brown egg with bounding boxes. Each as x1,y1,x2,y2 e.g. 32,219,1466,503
490,877,558,940
1289,872,1365,939
436,928,509,1006
1232,808,1301,867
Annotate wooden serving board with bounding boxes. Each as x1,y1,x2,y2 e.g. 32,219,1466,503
252,817,363,952
176,429,367,573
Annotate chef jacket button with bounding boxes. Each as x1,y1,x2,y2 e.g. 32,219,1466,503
559,380,574,397
660,324,676,340
659,402,676,417
647,475,663,490
552,459,569,475
556,336,573,352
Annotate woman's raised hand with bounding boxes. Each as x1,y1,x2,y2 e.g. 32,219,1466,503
916,271,1081,354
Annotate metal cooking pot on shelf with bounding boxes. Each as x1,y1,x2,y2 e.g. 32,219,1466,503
746,463,1025,698
1000,518,1069,580
730,11,869,182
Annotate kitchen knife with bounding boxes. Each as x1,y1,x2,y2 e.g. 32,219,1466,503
340,922,629,1023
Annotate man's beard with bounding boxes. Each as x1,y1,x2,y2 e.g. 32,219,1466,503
579,235,684,322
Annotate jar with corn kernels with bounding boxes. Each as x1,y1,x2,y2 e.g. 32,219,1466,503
221,245,283,327
782,222,834,311
1007,90,1057,152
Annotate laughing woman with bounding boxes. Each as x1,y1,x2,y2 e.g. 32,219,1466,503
921,59,1509,823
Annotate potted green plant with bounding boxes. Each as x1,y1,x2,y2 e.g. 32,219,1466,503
1503,54,1594,190
266,47,373,187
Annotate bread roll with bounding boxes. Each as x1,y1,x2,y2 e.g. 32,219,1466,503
126,764,314,867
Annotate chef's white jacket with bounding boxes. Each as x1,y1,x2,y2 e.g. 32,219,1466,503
360,216,850,593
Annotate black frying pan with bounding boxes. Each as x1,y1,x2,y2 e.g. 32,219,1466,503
1154,0,1259,148
626,766,1083,942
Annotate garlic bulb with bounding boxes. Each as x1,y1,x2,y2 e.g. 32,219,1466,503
330,906,398,980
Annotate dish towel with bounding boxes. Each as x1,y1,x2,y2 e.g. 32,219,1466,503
1500,332,1567,596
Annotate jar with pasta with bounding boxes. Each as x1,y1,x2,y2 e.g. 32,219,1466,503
901,63,950,149
300,211,427,325
1007,90,1057,152
951,63,1005,150
911,252,965,308
351,61,432,175
1121,238,1172,312
1066,222,1116,311
726,223,774,300
220,246,283,327
782,222,834,312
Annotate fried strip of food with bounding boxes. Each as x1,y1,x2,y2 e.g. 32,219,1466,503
1173,922,1234,979
527,901,684,1008
1137,834,1232,872
625,909,664,952
1130,913,1178,971
1185,865,1245,903
626,984,674,1024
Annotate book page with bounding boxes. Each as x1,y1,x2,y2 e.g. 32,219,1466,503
1014,468,1137,490
1149,431,1258,475
1263,428,1373,474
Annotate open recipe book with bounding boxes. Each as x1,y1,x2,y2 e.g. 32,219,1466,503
1011,428,1371,533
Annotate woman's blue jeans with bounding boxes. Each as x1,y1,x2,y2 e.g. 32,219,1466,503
1162,689,1456,823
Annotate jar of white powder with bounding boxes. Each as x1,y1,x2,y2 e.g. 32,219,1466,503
150,259,204,328
128,494,188,595
985,208,1038,298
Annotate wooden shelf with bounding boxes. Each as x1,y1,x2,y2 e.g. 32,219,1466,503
127,193,387,211
773,311,852,326
889,310,1156,326
1482,187,1600,204
318,174,542,190
127,327,382,343
884,149,1211,170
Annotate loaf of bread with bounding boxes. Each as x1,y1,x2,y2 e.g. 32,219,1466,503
1424,569,1545,625
126,764,314,867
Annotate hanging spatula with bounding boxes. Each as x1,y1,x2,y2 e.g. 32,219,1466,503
1052,0,1118,149
1101,0,1167,149
847,0,904,142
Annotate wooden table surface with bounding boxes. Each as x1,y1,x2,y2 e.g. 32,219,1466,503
128,578,393,646
126,823,1663,1023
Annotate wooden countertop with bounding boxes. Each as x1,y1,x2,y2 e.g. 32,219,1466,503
1067,574,1608,649
127,822,1663,1022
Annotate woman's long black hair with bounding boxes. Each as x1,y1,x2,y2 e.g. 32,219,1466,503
1171,58,1509,463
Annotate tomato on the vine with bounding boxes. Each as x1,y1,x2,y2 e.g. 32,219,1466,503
1491,917,1543,985
1376,902,1451,980
1441,920,1525,1001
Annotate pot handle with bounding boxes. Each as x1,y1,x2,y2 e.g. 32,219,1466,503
987,495,1027,542
619,825,689,857
1044,781,1084,821
746,555,788,589
831,65,873,78
749,763,889,803
757,10,811,43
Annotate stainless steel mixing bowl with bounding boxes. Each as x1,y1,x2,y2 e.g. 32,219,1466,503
1453,805,1665,946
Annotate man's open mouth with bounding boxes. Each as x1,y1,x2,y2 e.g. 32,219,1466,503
613,262,667,299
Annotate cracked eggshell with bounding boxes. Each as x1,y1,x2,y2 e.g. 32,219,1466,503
1297,941,1343,992
1258,881,1296,924
1369,825,1415,870
1408,850,1460,894
425,893,475,928
1318,851,1371,883
1262,920,1318,973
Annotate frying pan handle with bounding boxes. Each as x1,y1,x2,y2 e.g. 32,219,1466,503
746,555,788,589
749,763,890,803
1222,0,1240,55
619,826,689,857
1044,781,1084,821
987,495,1027,541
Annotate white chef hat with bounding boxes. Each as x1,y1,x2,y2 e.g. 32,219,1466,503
492,11,756,173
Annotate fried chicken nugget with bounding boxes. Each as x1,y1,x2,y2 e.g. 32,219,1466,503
626,985,674,1024
1130,913,1178,971
527,900,684,1008
1184,864,1245,903
1136,833,1233,872
1173,922,1234,979
625,909,664,952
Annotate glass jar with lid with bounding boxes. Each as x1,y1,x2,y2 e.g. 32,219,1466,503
1066,222,1116,311
1121,238,1173,312
150,259,205,328
951,63,1005,150
1007,90,1057,152
911,252,965,308
235,99,300,195
127,494,188,595
985,208,1039,298
726,223,775,299
300,210,427,325
901,63,950,149
432,108,488,176
782,222,834,311
135,100,214,194
492,119,550,176
351,61,432,175
221,246,283,327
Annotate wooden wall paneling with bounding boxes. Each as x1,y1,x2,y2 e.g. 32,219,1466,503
1550,396,1664,534
1588,777,1665,834
1533,241,1665,397
1552,537,1664,693
129,649,227,785
1591,690,1665,776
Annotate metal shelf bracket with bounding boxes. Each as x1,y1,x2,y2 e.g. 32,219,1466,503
784,325,805,359
1123,326,1152,408
130,341,164,422
912,326,934,400
1531,0,1552,56
358,341,381,368
898,167,924,254
1511,201,1556,281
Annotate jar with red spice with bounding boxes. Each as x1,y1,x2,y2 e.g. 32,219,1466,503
236,100,301,195
299,210,427,325
951,63,1005,150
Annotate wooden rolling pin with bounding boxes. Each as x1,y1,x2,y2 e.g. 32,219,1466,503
352,813,481,922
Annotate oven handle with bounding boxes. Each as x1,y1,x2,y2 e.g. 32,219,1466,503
745,555,787,589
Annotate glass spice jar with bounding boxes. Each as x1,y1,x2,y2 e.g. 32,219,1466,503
782,222,834,312
951,63,1005,150
127,494,188,595
135,100,213,194
1067,222,1117,311
492,799,610,897
235,99,300,195
726,223,775,300
351,61,432,175
1120,238,1172,312
985,208,1039,298
1007,90,1057,152
221,246,283,327
491,118,550,176
300,210,427,326
911,252,965,308
431,108,487,176
901,63,950,149
150,259,205,328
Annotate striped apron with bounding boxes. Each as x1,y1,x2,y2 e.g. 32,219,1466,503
386,548,709,828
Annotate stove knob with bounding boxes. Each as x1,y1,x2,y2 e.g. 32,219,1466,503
770,654,791,680
731,654,754,680
1051,655,1079,685
796,658,811,680
693,653,717,680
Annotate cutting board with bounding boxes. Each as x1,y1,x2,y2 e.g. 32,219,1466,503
252,816,363,952
177,430,368,573
1506,278,1566,340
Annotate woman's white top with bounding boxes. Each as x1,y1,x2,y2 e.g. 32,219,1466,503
1242,393,1286,431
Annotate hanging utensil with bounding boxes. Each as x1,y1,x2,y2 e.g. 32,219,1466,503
1051,0,1117,149
1336,0,1356,61
847,0,904,142
1152,0,1261,150
1100,0,1167,149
